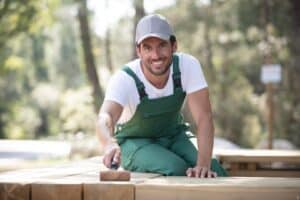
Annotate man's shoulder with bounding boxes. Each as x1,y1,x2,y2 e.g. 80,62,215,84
175,52,201,73
109,59,140,86
176,52,199,63
122,58,140,73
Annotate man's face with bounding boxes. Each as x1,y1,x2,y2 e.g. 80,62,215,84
136,37,177,76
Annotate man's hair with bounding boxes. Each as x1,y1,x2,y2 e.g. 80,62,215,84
170,35,177,45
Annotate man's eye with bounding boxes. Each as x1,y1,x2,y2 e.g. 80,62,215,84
144,46,151,51
159,43,168,49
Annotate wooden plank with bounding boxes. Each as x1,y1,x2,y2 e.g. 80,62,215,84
39,169,160,200
61,171,160,200
136,177,300,200
0,156,162,200
228,170,300,177
84,183,134,200
50,172,135,200
247,162,257,170
0,182,30,200
0,158,102,200
214,149,300,163
31,180,82,200
54,170,161,183
77,158,160,200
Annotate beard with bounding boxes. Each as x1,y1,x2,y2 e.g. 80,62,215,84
144,58,172,76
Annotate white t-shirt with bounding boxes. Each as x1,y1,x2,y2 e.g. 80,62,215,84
104,52,208,124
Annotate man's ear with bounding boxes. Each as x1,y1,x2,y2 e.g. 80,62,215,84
136,46,141,58
172,41,178,53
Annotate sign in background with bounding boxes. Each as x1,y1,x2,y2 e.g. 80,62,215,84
261,64,282,84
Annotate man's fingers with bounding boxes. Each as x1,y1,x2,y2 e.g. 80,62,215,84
213,171,218,178
207,171,212,178
102,145,121,169
187,167,218,178
195,168,201,178
207,171,213,178
103,154,113,168
200,168,207,178
186,168,193,177
113,148,121,164
207,170,217,178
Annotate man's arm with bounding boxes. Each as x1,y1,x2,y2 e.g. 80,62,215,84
186,88,216,178
96,100,123,168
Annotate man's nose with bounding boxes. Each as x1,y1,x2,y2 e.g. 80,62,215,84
151,48,160,59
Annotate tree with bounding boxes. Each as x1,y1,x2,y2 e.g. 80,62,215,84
77,0,104,112
103,0,114,73
0,0,37,50
132,0,145,59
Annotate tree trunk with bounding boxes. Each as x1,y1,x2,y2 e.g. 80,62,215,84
104,0,113,73
77,0,103,112
105,26,113,73
203,3,216,83
132,0,145,59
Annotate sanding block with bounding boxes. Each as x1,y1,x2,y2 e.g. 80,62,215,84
99,161,131,181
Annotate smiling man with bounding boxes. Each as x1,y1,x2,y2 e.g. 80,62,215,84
96,14,227,178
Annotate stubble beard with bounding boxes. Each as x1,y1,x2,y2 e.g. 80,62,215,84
145,58,172,76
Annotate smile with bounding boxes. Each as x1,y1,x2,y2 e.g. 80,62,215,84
151,60,164,66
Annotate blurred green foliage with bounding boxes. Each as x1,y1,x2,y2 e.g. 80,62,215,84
0,0,299,148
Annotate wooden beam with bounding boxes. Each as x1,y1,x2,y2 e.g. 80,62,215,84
228,170,300,177
31,181,82,200
214,149,300,163
0,182,30,200
84,183,134,200
135,177,300,200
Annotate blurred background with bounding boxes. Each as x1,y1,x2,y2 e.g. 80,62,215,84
0,0,299,171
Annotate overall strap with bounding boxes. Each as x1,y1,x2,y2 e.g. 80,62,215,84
172,55,182,92
122,66,148,100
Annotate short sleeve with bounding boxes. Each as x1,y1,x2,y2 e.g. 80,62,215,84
180,54,208,94
104,71,132,107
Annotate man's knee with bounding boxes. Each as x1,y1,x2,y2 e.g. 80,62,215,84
161,158,188,176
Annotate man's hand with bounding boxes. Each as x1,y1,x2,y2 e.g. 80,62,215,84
186,166,217,178
102,142,121,169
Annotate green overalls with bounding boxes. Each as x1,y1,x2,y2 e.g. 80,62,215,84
115,55,227,176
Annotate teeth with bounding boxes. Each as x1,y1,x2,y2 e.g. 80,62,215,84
152,61,163,65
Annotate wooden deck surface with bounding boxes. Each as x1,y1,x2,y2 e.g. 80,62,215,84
214,149,300,177
1,156,300,200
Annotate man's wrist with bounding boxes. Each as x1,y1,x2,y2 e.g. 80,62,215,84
197,157,211,168
104,137,117,147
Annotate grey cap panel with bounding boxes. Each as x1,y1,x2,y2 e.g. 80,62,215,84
135,14,173,44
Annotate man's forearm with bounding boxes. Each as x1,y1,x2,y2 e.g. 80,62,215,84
196,116,214,168
96,112,117,147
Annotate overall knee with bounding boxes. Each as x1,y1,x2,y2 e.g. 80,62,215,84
163,159,188,176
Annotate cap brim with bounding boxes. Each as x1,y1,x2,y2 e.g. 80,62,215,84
137,33,170,44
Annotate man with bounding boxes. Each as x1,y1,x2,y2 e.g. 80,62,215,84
96,14,227,178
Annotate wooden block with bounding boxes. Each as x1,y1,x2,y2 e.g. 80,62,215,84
84,183,134,200
99,170,131,181
31,180,82,200
0,182,30,200
135,177,300,200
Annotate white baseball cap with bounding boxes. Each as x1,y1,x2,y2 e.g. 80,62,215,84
135,14,174,45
